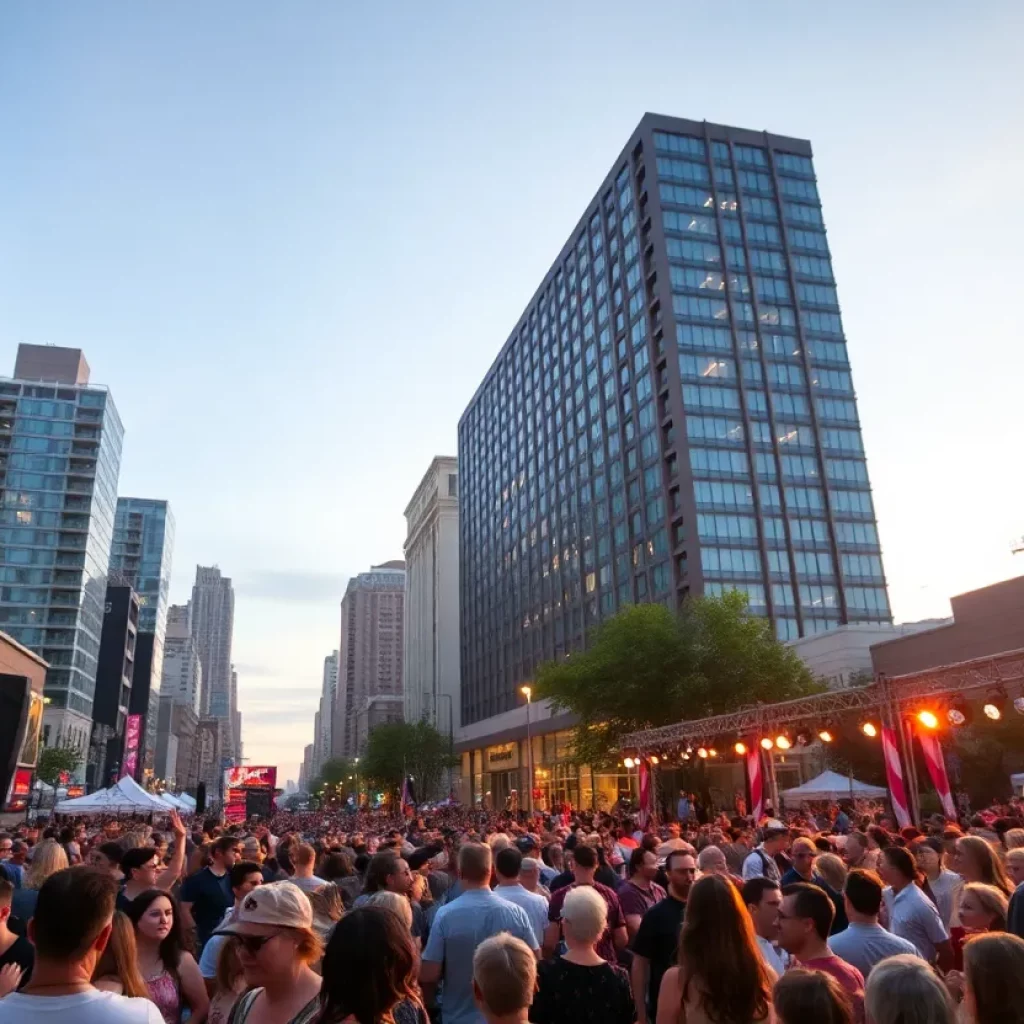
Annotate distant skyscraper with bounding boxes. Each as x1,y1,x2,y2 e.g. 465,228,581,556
110,498,175,772
333,562,405,759
403,457,460,738
190,565,235,756
0,345,124,769
158,603,202,793
458,113,891,733
230,666,241,762
312,651,337,778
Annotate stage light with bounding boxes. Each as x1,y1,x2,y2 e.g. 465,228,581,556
947,700,970,727
984,690,1006,721
649,755,660,765
861,721,878,738
709,748,718,758
775,734,792,750
760,737,774,750
818,728,834,743
1015,696,1024,716
734,740,748,755
697,747,709,759
681,751,691,760
917,710,940,730
623,757,635,769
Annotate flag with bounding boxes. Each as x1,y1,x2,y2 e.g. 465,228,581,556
401,776,417,817
637,759,652,828
746,747,764,822
881,725,912,828
918,732,957,820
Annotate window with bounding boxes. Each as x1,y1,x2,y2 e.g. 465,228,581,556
774,152,814,177
793,254,834,282
835,521,879,546
820,428,863,454
659,184,715,211
734,145,768,167
816,397,858,423
776,618,800,641
842,553,884,579
654,132,706,158
680,354,735,380
689,446,749,476
755,276,790,303
799,583,838,610
773,392,810,418
666,237,721,265
738,169,773,193
663,210,716,236
749,248,787,274
826,458,868,484
830,488,874,518
846,586,889,615
705,581,768,610
693,480,755,509
670,265,727,293
785,202,824,227
798,282,839,307
746,222,782,246
788,227,828,252
785,486,824,512
811,367,853,392
794,550,833,578
701,547,762,575
673,295,729,322
776,424,815,448
781,454,820,480
686,416,745,443
789,517,829,544
801,310,844,335
683,385,741,412
744,196,778,221
657,157,710,185
778,177,819,202
677,324,732,352
806,338,848,365
696,513,759,542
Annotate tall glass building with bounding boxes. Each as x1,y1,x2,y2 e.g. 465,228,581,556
458,114,890,730
0,345,124,762
110,498,175,772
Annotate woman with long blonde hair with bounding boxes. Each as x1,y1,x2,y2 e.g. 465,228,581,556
93,911,149,998
11,838,68,923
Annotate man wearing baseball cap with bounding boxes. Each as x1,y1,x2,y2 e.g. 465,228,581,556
214,881,322,1024
741,822,788,882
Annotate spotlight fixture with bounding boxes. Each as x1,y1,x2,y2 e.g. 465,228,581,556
916,709,940,730
649,755,660,765
709,748,718,758
760,737,775,750
947,700,971,727
623,757,635,769
775,734,792,751
681,751,691,760
818,727,834,743
861,721,878,738
795,728,812,747
734,740,748,756
685,744,694,755
1014,696,1024,716
983,689,1006,721
697,747,709,759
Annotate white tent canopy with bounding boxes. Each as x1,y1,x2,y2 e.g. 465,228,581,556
780,770,888,803
1012,772,1024,792
55,775,179,815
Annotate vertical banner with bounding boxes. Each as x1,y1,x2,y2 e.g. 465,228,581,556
637,759,651,828
121,714,142,781
881,725,912,828
918,732,957,820
745,747,764,822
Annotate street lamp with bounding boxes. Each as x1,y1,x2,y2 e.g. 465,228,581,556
521,685,534,816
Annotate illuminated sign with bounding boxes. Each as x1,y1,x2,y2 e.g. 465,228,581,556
121,714,142,779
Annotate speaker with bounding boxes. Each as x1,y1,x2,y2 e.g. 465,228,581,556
196,781,207,815
0,675,32,809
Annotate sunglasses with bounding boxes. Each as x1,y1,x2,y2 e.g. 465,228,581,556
232,933,280,954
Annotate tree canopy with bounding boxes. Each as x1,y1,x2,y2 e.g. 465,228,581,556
36,743,83,789
360,720,458,802
309,758,359,804
535,592,823,766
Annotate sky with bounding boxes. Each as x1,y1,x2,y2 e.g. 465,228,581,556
2,1,1022,784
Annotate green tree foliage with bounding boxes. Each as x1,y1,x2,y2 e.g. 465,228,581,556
36,743,83,789
360,721,458,802
309,758,358,804
535,592,823,767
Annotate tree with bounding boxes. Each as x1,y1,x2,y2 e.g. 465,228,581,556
309,758,358,805
36,742,83,805
360,721,458,803
535,592,823,767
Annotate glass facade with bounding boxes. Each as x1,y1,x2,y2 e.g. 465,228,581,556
0,378,124,734
458,114,890,728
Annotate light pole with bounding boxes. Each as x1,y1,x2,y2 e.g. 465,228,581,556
353,757,360,810
521,685,534,816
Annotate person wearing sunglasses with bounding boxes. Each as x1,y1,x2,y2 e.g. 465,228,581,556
212,881,322,1024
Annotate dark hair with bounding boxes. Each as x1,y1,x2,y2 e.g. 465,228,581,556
843,869,884,917
363,852,402,894
121,846,160,879
229,860,263,889
319,907,423,1023
97,840,126,864
963,932,1024,1023
783,883,835,941
540,843,560,869
773,967,854,1024
867,825,893,850
882,845,917,882
58,825,75,844
813,837,833,854
677,875,772,1022
495,846,523,879
741,876,780,907
33,866,117,959
321,852,354,881
629,846,652,874
641,833,661,853
125,889,185,974
665,848,695,872
0,878,12,904
572,845,597,870
212,836,239,859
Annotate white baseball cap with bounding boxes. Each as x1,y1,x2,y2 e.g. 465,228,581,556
215,881,313,935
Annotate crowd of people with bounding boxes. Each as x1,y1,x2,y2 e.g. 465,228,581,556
1,796,1024,1023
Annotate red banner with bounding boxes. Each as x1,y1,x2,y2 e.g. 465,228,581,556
637,759,652,828
881,725,912,828
746,747,764,822
121,714,142,780
918,732,957,820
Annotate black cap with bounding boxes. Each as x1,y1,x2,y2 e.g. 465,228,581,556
515,835,538,853
406,843,443,871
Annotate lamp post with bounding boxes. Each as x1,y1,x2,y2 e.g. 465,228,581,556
521,685,534,816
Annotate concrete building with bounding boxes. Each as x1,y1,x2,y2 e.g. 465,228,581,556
456,114,891,810
788,620,950,690
230,666,242,762
333,562,405,759
0,632,49,819
871,576,1024,677
196,716,226,805
317,652,337,776
154,696,179,786
403,457,461,740
110,498,175,773
0,345,124,774
161,603,202,714
299,743,314,793
155,695,198,792
190,566,236,759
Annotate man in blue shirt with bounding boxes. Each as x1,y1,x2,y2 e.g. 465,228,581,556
421,842,538,1024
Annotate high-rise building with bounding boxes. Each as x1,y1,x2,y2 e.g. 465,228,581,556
299,743,313,793
313,651,337,778
0,345,124,769
457,114,890,808
159,602,201,791
190,566,235,757
332,562,405,759
403,457,460,739
110,498,175,772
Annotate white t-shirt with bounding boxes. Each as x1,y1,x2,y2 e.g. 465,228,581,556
0,990,163,1023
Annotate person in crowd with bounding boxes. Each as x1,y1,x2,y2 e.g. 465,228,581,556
493,847,548,948
695,844,733,879
815,853,848,896
0,866,163,1023
773,969,853,1024
472,933,535,1024
407,844,447,903
518,858,550,900
1006,847,1024,888
307,882,344,945
864,954,955,1024
355,851,423,934
118,814,188,911
655,874,774,1024
180,836,241,952
959,932,1024,1024
842,832,874,871
631,850,697,1024
949,881,1009,971
828,869,920,978
125,888,209,1024
364,890,414,932
741,877,789,976
420,843,537,1024
319,851,361,909
677,789,691,824
531,885,633,1024
722,826,753,878
618,847,666,943
92,911,149,998
878,846,953,970
207,936,244,1024
240,836,279,884
0,880,32,996
544,844,626,963
214,880,323,1024
781,837,848,934
909,837,960,928
779,882,865,1019
539,843,563,887
742,824,787,882
317,906,427,1024
0,841,21,890
288,844,326,894
10,840,67,927
951,835,1013,952
91,839,130,878
198,860,264,993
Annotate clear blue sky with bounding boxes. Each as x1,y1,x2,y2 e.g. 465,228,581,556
2,1,1021,783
